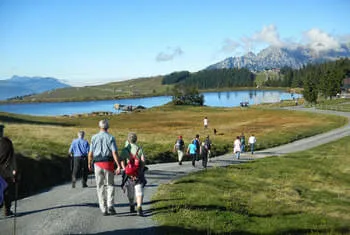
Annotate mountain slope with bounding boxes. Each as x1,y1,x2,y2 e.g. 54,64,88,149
207,45,350,71
0,76,70,100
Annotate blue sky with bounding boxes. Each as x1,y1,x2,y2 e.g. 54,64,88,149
0,0,349,86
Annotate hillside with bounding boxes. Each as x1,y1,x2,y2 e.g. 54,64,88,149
16,76,174,102
0,75,70,100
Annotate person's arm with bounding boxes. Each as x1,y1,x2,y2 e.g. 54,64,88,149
112,151,121,175
88,151,93,171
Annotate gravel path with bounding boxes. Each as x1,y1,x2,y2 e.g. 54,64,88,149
1,107,349,235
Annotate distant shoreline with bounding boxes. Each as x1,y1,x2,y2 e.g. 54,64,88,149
0,87,295,104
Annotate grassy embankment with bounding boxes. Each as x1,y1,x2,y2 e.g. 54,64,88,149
313,98,350,112
0,105,347,198
5,76,173,103
152,136,350,234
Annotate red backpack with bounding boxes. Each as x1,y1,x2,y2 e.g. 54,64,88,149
124,148,140,177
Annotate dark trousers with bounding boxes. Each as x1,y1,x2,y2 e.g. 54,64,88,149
72,157,88,185
201,152,208,168
190,154,196,166
1,178,14,214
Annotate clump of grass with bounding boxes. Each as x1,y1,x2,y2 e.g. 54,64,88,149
152,136,350,234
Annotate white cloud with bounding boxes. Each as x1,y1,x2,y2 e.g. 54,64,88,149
221,38,241,53
251,24,284,47
156,47,184,62
303,28,341,52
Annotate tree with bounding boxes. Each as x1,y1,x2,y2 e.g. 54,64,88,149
302,73,318,104
171,85,204,106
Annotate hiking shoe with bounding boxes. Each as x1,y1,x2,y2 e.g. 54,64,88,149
72,182,76,188
102,211,109,216
130,205,136,213
82,183,88,188
108,207,116,215
137,207,143,216
4,209,14,217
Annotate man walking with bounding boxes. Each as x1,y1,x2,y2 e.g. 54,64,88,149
248,134,257,155
69,130,90,188
88,120,121,216
173,136,185,165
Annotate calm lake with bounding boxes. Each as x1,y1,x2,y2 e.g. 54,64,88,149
0,90,301,116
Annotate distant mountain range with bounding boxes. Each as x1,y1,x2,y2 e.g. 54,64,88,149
206,44,350,71
0,76,70,100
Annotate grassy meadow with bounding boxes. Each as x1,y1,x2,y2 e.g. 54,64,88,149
1,104,347,163
152,136,350,234
0,104,347,198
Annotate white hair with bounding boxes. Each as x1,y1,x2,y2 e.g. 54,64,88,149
99,119,109,129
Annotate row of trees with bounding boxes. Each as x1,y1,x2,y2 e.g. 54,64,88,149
162,68,255,88
164,58,350,105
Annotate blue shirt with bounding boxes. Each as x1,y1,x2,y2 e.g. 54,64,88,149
89,131,118,162
69,138,90,157
188,143,197,154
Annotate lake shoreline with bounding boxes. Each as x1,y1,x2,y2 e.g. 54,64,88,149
0,87,295,104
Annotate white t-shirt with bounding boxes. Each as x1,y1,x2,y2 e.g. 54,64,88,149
248,136,256,144
203,118,208,126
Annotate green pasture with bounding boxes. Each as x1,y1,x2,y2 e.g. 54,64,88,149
152,136,350,234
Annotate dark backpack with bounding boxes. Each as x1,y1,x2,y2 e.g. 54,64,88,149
175,139,184,150
124,148,140,177
205,139,211,150
193,139,200,152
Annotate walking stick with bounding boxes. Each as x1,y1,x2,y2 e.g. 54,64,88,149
13,172,18,235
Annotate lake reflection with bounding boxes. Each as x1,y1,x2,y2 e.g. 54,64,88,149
0,90,301,116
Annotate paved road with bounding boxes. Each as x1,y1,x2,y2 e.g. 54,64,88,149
1,107,349,235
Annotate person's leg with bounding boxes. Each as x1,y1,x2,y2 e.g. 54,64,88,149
191,154,195,167
94,164,107,214
178,150,183,165
237,151,240,160
202,153,207,168
72,157,80,188
105,169,116,214
2,181,14,216
207,150,211,162
81,157,88,187
135,183,144,216
125,179,135,213
251,143,254,154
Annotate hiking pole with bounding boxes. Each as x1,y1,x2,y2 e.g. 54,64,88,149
13,172,18,235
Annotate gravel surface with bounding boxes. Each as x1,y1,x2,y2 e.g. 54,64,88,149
1,107,349,235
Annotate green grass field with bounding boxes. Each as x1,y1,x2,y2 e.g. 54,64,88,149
0,105,346,163
152,136,350,234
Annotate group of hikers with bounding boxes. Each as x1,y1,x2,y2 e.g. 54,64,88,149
172,116,258,169
68,119,147,217
0,116,258,218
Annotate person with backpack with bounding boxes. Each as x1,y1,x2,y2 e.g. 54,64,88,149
120,132,147,216
186,140,197,167
88,120,121,216
240,133,246,153
204,135,212,162
192,134,200,161
200,142,208,169
173,136,185,165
